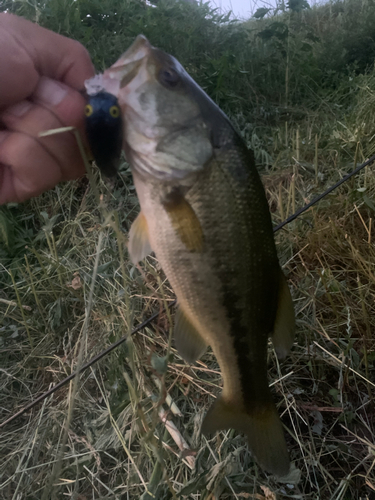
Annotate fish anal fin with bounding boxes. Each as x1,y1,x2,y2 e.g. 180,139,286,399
202,396,290,477
174,306,207,364
163,189,204,252
272,271,295,360
128,212,152,264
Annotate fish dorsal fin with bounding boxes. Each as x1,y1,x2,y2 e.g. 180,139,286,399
174,306,207,364
271,271,295,360
162,189,204,252
128,211,153,264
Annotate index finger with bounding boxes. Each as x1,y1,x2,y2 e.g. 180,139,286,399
0,13,95,107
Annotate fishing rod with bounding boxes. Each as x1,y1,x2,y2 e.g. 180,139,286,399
273,153,375,231
2,153,375,430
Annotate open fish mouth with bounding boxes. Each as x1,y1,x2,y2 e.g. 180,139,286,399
109,35,152,88
85,35,152,98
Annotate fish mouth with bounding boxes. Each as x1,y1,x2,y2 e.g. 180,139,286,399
107,35,152,89
112,35,151,67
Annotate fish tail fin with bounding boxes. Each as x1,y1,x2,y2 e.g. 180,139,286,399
202,396,290,477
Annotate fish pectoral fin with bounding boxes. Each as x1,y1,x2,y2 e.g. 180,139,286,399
174,306,207,364
162,189,204,252
128,212,153,264
271,271,295,360
202,396,290,477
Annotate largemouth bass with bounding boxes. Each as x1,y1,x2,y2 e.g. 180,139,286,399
85,36,295,476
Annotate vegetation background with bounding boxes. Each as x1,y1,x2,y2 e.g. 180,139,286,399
1,0,375,498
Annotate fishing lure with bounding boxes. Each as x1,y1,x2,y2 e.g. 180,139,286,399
85,91,123,177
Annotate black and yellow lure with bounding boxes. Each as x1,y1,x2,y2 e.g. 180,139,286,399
85,91,123,177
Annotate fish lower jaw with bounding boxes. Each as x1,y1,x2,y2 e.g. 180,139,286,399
111,35,151,69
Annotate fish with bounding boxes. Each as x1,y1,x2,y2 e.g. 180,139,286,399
84,90,123,177
85,35,295,476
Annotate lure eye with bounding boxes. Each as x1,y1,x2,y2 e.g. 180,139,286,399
85,104,94,117
109,105,120,118
159,67,180,88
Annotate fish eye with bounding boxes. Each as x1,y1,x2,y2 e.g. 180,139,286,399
85,104,94,117
109,105,120,118
159,67,180,88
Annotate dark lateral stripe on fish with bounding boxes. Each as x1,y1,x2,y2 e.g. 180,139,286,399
210,188,279,409
221,286,271,408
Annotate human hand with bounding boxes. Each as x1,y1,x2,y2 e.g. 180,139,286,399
0,13,95,205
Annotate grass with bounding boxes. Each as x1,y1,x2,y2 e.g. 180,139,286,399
1,117,374,499
1,0,375,498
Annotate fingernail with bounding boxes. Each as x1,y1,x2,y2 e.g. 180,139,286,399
34,76,69,106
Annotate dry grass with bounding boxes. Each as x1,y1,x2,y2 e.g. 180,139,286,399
1,122,375,500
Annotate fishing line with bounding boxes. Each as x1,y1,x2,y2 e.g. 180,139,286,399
2,154,375,429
